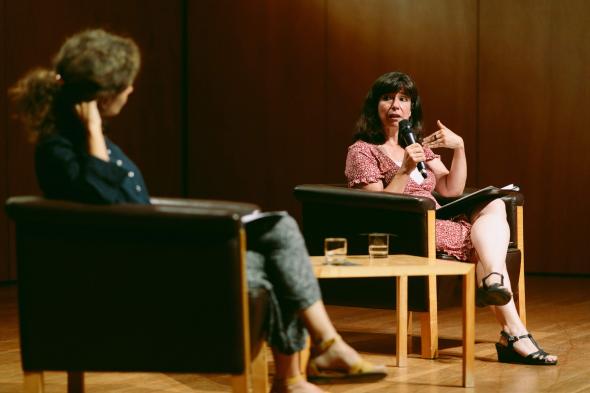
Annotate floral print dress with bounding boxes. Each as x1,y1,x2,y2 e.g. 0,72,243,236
345,140,474,261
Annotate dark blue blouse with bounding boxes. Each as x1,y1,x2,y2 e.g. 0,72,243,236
35,133,150,205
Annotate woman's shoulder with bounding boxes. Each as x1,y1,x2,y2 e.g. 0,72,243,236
36,133,75,154
37,132,70,144
347,140,380,155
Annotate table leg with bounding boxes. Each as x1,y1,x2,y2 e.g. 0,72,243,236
23,372,44,393
67,371,84,393
462,267,475,387
396,275,408,367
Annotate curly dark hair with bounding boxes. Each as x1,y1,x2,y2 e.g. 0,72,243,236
10,29,140,141
354,71,423,144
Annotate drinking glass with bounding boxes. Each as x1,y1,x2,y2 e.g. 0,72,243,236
368,233,389,258
324,238,347,265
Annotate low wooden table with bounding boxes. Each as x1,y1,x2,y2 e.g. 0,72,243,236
310,254,475,388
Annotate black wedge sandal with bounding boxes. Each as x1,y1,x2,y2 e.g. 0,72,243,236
496,331,557,365
476,272,512,307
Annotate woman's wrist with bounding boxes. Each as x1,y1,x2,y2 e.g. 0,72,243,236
85,121,103,137
387,172,410,193
398,165,414,176
86,130,109,161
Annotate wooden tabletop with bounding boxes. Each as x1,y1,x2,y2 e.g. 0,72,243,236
310,254,474,278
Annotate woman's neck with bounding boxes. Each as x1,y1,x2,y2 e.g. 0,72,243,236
383,126,399,145
379,136,405,162
383,129,399,146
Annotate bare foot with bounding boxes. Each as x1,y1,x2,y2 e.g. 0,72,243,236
270,377,325,393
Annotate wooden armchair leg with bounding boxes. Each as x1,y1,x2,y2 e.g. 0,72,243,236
251,343,269,393
407,311,414,354
516,205,527,326
23,372,44,393
420,275,439,359
67,371,84,393
516,251,527,325
420,312,438,359
518,279,527,326
231,373,249,393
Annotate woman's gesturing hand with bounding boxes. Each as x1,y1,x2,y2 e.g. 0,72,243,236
422,120,464,150
75,100,103,136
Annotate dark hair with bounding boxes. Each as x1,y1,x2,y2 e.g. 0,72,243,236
10,29,140,140
354,71,423,144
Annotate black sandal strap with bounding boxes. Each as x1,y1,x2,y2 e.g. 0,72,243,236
518,333,545,353
482,272,505,289
500,330,518,348
527,349,551,361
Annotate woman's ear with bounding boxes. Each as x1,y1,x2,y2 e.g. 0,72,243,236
95,93,113,116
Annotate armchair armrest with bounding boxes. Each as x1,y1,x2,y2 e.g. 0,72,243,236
294,184,435,213
150,196,259,216
5,196,256,235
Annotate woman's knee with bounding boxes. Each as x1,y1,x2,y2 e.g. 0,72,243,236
274,214,305,241
487,199,507,218
473,198,507,221
276,214,299,231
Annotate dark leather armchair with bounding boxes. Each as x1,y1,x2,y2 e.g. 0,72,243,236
293,184,526,358
6,196,270,393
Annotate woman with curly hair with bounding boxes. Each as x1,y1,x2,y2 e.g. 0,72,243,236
11,29,386,393
11,28,144,204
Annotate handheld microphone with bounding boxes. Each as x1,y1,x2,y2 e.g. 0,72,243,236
399,119,428,178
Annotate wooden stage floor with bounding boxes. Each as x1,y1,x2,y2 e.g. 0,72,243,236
1,275,589,393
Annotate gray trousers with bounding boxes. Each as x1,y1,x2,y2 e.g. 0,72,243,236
246,214,321,354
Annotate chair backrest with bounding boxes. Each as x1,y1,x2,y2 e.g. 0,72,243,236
294,184,435,257
6,196,258,374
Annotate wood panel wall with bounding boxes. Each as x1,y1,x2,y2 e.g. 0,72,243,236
187,0,477,213
1,0,588,279
0,0,184,280
324,0,478,184
478,0,590,273
187,0,327,212
0,0,8,280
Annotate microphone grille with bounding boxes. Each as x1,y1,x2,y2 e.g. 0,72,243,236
399,119,412,134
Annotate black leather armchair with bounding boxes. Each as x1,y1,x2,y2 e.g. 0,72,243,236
294,184,526,358
6,196,270,393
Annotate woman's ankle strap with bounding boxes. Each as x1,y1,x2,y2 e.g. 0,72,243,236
313,334,341,355
500,330,531,344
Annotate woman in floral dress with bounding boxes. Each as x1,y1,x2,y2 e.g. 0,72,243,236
345,71,556,366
